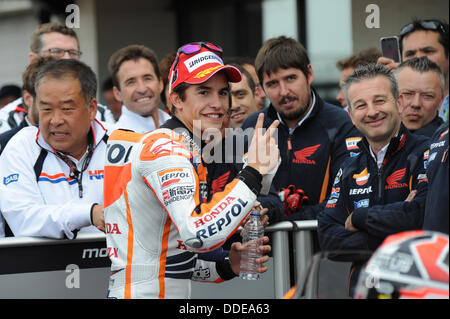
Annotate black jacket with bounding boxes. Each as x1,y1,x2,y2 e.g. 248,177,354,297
318,124,430,291
423,122,449,234
242,89,362,220
411,115,443,138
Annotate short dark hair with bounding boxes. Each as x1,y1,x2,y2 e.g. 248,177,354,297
158,50,178,105
224,56,255,67
344,63,398,109
35,59,97,105
336,48,382,70
22,55,57,97
228,63,256,94
395,56,445,92
255,36,310,85
108,45,160,89
399,18,449,58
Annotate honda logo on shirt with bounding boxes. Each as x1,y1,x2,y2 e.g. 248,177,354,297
89,170,104,180
385,168,408,190
293,144,320,164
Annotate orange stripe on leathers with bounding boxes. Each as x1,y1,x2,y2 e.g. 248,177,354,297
108,129,144,143
158,217,172,299
140,176,173,298
104,163,132,208
123,188,134,299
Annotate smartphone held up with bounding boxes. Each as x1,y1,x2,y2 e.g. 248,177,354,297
380,36,401,63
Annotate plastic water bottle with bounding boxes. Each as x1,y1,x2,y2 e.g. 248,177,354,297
239,210,264,280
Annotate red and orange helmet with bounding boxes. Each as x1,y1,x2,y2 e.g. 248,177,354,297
355,230,449,299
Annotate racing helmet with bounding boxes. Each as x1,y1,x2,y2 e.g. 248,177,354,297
354,230,449,299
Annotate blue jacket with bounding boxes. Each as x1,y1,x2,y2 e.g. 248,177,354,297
423,122,449,234
318,124,430,292
411,115,443,138
242,89,362,220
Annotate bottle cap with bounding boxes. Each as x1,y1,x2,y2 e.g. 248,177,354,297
250,209,261,217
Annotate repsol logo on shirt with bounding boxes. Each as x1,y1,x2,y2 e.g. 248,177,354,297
349,186,372,195
195,198,248,239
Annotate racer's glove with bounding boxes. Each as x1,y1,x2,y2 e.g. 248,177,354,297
278,185,309,216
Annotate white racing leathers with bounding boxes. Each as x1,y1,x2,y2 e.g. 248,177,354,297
0,120,111,238
104,127,264,299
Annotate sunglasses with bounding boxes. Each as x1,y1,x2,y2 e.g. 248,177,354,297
170,42,223,90
178,42,223,56
172,42,223,71
400,20,447,37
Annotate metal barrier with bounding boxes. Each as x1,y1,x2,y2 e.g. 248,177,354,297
0,221,317,299
265,220,318,298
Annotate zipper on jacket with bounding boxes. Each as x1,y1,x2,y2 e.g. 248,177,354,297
287,133,293,185
377,168,383,202
287,134,293,158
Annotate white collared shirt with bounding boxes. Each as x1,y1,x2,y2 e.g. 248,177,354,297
116,105,171,133
369,143,390,169
0,120,113,238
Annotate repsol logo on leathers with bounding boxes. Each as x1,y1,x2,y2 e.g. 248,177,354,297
195,198,248,239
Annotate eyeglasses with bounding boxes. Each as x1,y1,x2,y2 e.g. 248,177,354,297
170,42,223,90
40,48,83,58
400,20,447,37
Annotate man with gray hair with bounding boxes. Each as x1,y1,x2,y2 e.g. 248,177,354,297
395,56,445,137
318,63,430,296
0,59,112,238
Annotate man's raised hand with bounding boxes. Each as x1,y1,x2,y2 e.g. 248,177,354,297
247,113,280,176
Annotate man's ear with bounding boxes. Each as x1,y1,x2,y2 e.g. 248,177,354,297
347,106,357,126
113,85,123,103
28,52,37,64
89,98,98,121
22,90,33,110
169,91,182,113
306,64,314,84
158,77,164,95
